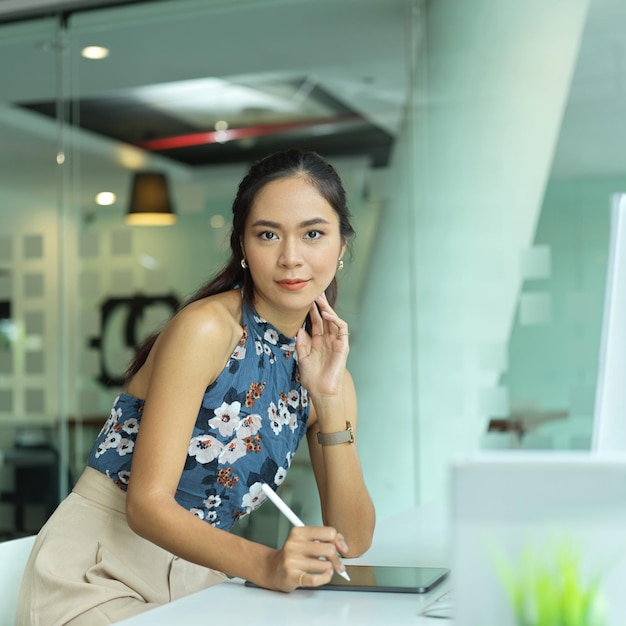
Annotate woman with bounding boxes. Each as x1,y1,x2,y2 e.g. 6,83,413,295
17,149,375,625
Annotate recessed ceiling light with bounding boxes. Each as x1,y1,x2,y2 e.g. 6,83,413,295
96,192,116,205
215,120,229,131
138,254,160,270
81,46,110,60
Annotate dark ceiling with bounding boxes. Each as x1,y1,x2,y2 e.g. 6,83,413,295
0,0,148,25
19,80,394,168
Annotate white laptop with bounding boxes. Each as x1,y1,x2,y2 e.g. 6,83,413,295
450,452,626,626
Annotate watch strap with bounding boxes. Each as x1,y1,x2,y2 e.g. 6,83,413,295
316,421,354,446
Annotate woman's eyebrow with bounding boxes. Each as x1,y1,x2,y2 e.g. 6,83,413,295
300,217,331,228
250,217,331,228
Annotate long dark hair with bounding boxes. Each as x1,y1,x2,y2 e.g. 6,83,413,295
125,148,355,383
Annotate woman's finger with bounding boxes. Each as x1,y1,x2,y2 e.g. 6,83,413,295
309,301,324,337
315,295,349,338
335,533,349,556
315,292,334,313
320,310,349,340
300,569,335,589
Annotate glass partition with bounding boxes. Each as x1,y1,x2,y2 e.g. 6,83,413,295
0,17,65,537
412,0,607,506
61,0,415,543
504,0,622,452
0,0,620,543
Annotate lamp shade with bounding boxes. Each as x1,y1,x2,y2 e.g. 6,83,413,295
125,171,176,225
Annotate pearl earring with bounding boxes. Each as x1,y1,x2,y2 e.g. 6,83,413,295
241,259,248,269
337,259,344,271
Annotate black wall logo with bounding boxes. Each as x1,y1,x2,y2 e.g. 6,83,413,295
89,294,179,387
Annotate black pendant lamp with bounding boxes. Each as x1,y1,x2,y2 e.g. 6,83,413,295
125,171,176,226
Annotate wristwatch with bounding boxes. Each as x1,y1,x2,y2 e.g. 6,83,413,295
316,421,354,446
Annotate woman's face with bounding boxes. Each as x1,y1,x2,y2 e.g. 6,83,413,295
242,175,346,320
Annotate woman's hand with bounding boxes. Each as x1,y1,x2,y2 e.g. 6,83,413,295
264,526,349,592
296,293,350,401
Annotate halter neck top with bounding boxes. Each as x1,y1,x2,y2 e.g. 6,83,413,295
87,301,310,531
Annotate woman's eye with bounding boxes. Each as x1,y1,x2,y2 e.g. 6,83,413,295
259,231,277,240
305,230,323,240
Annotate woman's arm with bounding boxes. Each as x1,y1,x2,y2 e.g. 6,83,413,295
125,298,345,591
306,370,375,557
297,295,376,557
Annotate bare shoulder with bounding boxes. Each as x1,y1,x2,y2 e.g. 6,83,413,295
163,290,243,350
128,290,243,397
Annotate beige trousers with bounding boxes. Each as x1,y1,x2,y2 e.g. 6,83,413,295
16,467,227,625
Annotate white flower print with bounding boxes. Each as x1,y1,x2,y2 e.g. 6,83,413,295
191,508,205,520
282,343,296,355
209,401,241,437
287,412,298,432
203,494,222,509
232,344,246,360
286,451,293,468
268,402,279,421
286,390,300,408
207,510,218,524
122,418,139,435
118,470,131,485
188,435,223,464
218,438,247,464
237,413,262,438
278,403,291,424
263,344,272,356
268,401,284,434
242,482,266,513
274,467,287,486
103,432,121,449
264,328,279,345
94,443,108,459
255,340,263,356
117,438,134,456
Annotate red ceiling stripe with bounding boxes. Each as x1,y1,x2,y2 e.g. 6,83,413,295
135,114,359,151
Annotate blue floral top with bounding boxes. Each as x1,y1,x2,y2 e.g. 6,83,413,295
87,302,310,531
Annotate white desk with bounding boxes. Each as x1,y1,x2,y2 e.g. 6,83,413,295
117,501,453,625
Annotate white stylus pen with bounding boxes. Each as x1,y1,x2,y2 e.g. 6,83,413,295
260,482,351,581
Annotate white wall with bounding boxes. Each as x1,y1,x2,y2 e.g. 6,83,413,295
506,178,619,450
411,0,590,505
348,117,417,518
348,0,592,517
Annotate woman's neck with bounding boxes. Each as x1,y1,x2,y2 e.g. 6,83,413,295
250,297,307,338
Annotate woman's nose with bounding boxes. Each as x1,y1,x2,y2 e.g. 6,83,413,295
279,239,303,267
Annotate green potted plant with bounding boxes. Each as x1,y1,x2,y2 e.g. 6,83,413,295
491,539,606,626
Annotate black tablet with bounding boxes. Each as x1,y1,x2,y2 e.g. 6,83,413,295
245,565,449,594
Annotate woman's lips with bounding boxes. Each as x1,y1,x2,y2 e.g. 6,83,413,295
277,279,309,291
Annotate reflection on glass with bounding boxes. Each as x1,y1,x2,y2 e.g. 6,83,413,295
0,300,13,350
1,0,620,529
